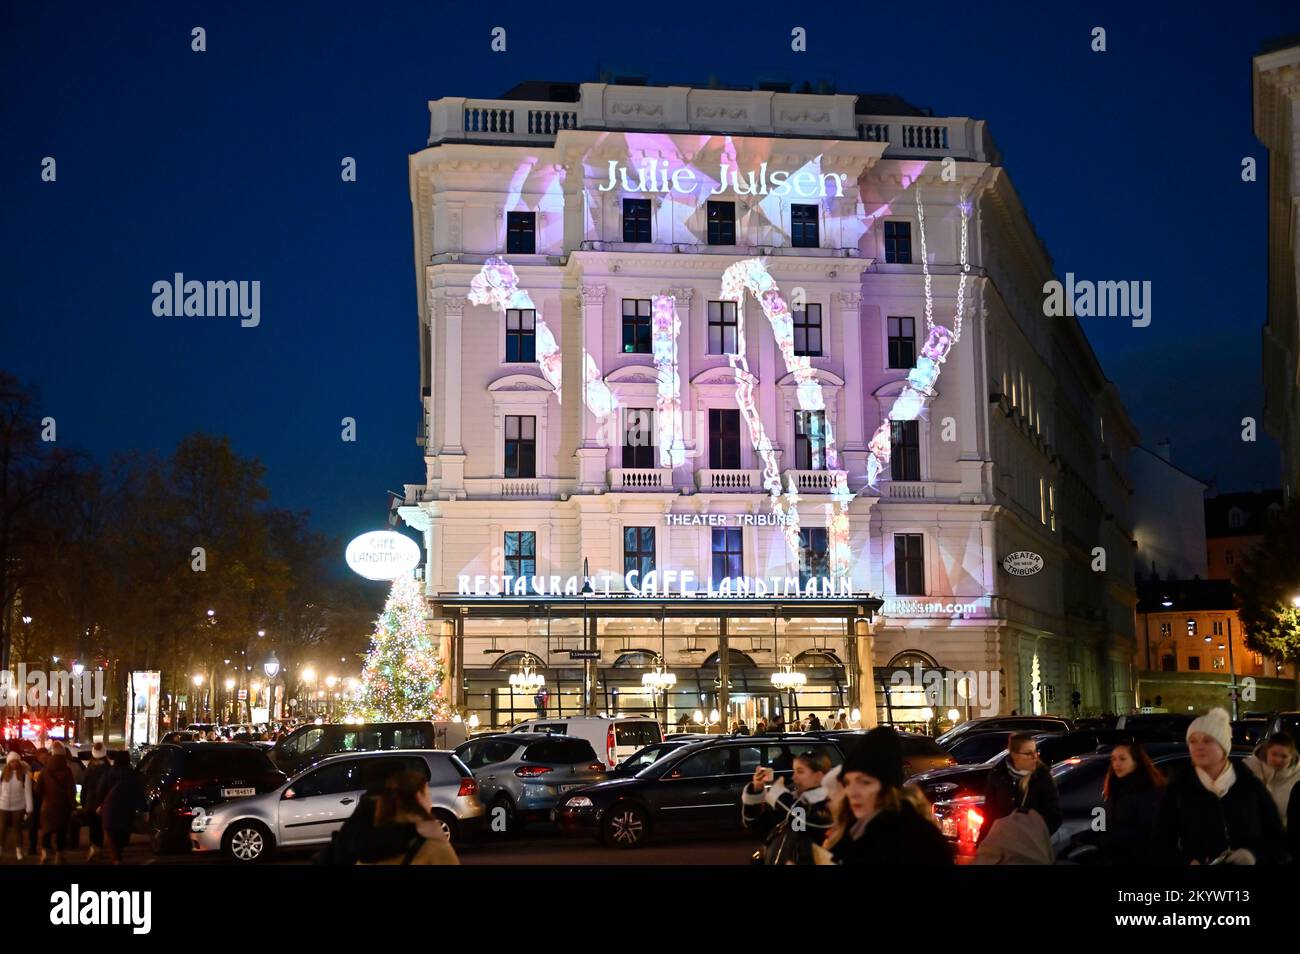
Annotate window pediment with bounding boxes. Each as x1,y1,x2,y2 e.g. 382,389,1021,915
488,372,553,393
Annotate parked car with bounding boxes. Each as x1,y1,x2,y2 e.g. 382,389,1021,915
1233,718,1271,747
936,715,1074,748
160,731,203,744
944,728,1130,766
1270,712,1300,739
455,734,607,830
554,734,843,848
930,742,1252,860
611,737,709,776
267,720,469,776
1114,712,1195,742
190,749,482,863
137,742,287,853
807,730,954,777
509,715,663,770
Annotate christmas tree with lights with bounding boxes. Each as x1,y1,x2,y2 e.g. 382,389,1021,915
358,575,450,721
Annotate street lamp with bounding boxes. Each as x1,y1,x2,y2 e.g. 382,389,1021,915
192,673,206,722
264,656,281,723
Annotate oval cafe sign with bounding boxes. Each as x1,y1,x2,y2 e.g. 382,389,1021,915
1001,551,1044,577
345,531,422,581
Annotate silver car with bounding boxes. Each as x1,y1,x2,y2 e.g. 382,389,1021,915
454,733,607,831
190,749,483,863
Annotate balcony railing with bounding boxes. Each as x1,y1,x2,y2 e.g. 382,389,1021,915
789,469,845,493
695,469,763,491
609,468,670,490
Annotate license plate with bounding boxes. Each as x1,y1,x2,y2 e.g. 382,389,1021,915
221,787,256,798
940,816,957,838
559,784,583,793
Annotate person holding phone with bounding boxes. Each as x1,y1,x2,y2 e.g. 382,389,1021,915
741,750,833,865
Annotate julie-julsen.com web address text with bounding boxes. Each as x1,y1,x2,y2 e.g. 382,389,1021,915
1114,891,1251,928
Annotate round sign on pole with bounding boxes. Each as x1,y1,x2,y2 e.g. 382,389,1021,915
1001,551,1044,577
345,531,422,581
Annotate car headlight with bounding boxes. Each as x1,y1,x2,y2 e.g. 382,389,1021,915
565,796,593,808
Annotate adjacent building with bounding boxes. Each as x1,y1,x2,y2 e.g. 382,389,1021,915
1131,442,1209,582
397,79,1140,731
1204,487,1283,580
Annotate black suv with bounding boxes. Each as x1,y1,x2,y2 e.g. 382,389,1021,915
138,742,286,853
554,734,843,848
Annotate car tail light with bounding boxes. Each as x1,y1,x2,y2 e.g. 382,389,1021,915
514,765,553,778
588,762,603,773
457,777,478,797
175,778,208,795
606,726,617,768
963,807,984,842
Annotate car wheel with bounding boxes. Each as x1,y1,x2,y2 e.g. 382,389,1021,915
433,810,460,847
223,821,272,864
490,795,517,836
602,802,648,849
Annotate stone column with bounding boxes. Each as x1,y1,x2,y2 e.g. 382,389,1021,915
854,615,878,728
576,284,609,492
437,295,467,497
836,289,867,487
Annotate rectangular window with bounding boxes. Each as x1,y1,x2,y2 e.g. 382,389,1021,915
1040,478,1048,525
1160,654,1177,672
894,533,925,595
623,198,652,243
506,211,535,254
1048,482,1056,531
621,408,655,468
798,528,829,586
505,309,536,363
793,304,823,357
503,415,536,478
890,420,920,481
1187,656,1201,671
621,299,652,354
709,408,741,469
1225,550,1234,565
504,531,536,581
1212,657,1226,670
795,410,827,471
791,204,819,248
707,201,736,246
887,316,916,369
711,527,744,580
1212,620,1224,636
708,300,738,354
884,221,912,264
1160,622,1171,638
623,526,655,579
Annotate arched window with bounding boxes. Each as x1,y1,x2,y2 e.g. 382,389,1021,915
793,649,844,667
886,649,939,669
492,650,547,671
612,650,659,668
702,649,757,668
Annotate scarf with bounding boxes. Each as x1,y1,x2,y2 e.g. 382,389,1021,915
1195,762,1236,799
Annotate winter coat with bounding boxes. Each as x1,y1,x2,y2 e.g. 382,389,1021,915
81,759,112,812
313,794,421,866
828,801,954,866
741,777,833,865
1243,742,1299,831
1098,775,1164,865
100,766,148,832
975,807,1054,864
1155,761,1285,865
353,809,458,866
36,754,77,831
0,764,34,814
980,759,1061,842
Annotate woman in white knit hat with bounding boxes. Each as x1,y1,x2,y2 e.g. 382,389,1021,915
1155,707,1285,864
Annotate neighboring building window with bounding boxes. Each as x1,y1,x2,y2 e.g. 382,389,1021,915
503,415,536,477
623,526,655,579
505,309,535,362
795,410,827,470
1159,622,1171,638
623,198,652,243
711,527,744,579
1160,654,1176,672
887,317,916,369
1040,478,1048,525
1048,482,1056,531
884,221,912,264
622,408,655,468
1212,620,1224,636
506,211,535,254
621,299,652,353
504,531,536,580
1225,549,1234,566
1187,655,1201,671
798,528,829,586
1212,657,1226,670
707,300,738,354
1228,508,1245,530
793,304,822,356
791,203,819,248
894,533,925,595
890,420,920,481
709,408,741,469
707,200,736,245
1186,619,1197,637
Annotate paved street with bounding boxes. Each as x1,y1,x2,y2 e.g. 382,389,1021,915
0,829,755,866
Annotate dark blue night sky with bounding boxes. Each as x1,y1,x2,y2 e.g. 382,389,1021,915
3,1,1296,544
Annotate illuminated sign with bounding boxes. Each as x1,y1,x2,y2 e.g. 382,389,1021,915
456,570,852,598
597,159,847,198
346,531,422,580
1001,551,1044,577
664,512,792,526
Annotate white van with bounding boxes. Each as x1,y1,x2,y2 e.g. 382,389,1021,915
509,715,662,769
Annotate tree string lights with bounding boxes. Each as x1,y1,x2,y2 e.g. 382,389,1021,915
358,575,450,721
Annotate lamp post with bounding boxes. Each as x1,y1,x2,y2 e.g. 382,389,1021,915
264,656,281,723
